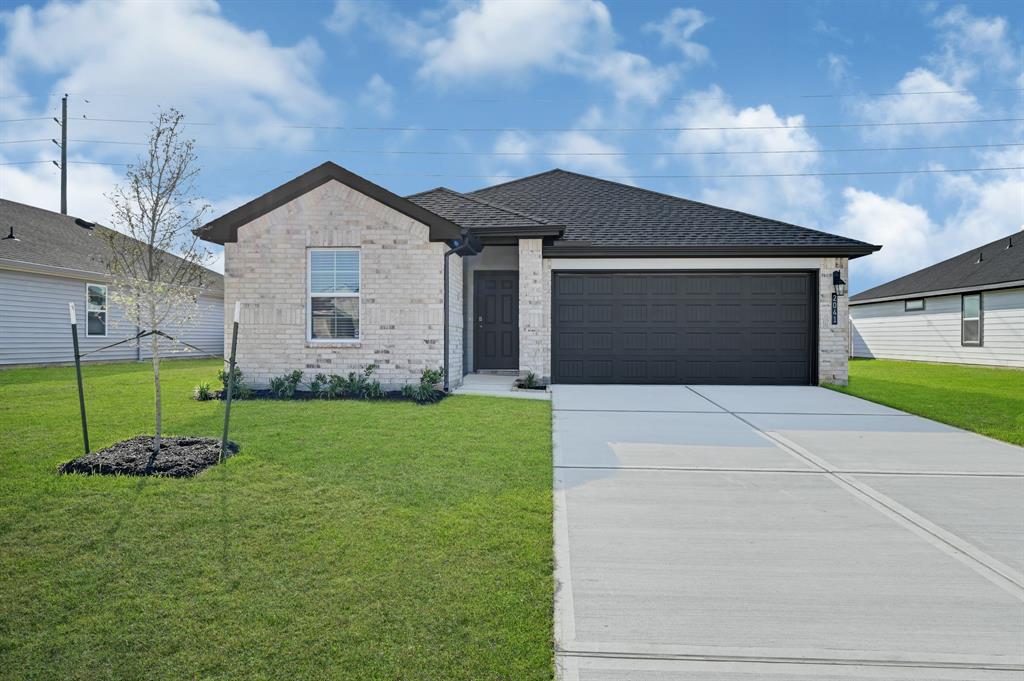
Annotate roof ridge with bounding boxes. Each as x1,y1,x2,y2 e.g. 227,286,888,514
467,168,564,195
448,189,553,225
539,168,877,248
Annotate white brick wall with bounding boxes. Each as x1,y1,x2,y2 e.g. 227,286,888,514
518,239,551,380
818,256,850,386
224,180,455,389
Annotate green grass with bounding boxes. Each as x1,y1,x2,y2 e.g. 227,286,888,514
827,359,1024,446
0,360,554,680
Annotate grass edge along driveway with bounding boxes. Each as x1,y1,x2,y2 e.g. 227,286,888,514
826,358,1024,447
0,359,555,680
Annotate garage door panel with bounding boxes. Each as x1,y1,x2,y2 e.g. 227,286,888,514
552,272,815,385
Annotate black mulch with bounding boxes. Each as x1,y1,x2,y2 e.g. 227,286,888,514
59,436,239,478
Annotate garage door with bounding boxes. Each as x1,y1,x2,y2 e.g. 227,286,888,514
552,272,816,385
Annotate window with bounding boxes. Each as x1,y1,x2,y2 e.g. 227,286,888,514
961,293,982,346
86,283,107,337
904,299,925,311
308,249,360,341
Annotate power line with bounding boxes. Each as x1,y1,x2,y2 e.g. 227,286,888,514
2,87,1021,103
2,137,1021,157
5,159,1019,178
65,115,1024,133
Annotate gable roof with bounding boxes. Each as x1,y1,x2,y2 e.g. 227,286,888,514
469,169,880,257
850,232,1023,304
195,162,463,244
0,198,223,292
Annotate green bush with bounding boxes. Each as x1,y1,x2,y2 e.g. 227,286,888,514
402,367,445,404
269,370,304,399
216,365,252,399
522,371,540,389
192,382,213,401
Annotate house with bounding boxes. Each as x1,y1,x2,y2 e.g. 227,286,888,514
195,162,879,389
0,199,224,366
850,233,1023,368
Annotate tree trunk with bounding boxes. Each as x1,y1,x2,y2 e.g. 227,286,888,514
151,327,162,455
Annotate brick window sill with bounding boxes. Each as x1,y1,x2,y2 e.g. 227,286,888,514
306,342,362,349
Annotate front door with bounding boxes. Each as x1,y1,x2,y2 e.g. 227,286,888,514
474,271,519,370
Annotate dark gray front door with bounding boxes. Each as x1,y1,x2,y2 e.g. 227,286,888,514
474,271,519,370
552,272,815,385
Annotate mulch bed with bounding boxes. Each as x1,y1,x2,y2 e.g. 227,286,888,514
59,436,238,478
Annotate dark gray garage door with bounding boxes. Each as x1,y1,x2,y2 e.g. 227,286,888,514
552,272,816,385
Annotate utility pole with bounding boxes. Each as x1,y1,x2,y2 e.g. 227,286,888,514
52,93,67,214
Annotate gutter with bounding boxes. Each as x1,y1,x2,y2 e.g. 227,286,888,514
541,243,882,259
442,231,484,392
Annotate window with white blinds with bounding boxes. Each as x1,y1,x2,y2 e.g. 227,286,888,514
308,249,360,341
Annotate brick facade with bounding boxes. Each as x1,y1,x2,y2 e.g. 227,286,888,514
817,256,850,386
517,239,551,380
224,180,460,389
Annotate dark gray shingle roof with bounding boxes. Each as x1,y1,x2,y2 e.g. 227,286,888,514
851,232,1023,302
0,198,223,291
467,169,877,254
406,187,555,230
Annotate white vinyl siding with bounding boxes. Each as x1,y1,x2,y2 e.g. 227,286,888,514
0,267,224,365
851,287,1024,368
308,248,360,342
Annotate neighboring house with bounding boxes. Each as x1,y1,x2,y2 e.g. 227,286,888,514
0,199,224,366
850,233,1023,368
195,162,879,389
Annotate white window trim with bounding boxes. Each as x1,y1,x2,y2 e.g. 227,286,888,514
85,282,108,337
306,247,361,344
961,293,983,347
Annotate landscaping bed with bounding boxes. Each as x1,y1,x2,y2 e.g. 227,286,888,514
59,435,238,478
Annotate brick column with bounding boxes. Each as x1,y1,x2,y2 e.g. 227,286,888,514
818,257,850,385
518,239,550,380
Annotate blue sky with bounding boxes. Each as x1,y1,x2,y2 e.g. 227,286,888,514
1,0,1021,292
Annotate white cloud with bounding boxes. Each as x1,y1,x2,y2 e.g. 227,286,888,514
837,188,938,279
329,0,678,105
664,86,828,226
853,6,1015,141
359,74,396,119
548,131,630,178
644,8,710,64
0,155,122,225
493,130,535,163
839,162,1023,283
2,0,336,149
854,67,979,141
823,52,851,87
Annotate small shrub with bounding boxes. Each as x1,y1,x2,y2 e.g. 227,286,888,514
340,364,382,399
217,366,252,399
269,370,303,399
192,382,213,401
402,366,445,404
522,371,540,389
309,372,331,398
363,380,387,400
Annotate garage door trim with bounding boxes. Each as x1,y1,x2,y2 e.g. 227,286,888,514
550,269,819,385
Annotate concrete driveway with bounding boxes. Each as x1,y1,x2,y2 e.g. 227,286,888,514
552,385,1024,680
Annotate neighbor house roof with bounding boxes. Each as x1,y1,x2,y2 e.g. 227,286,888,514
196,162,463,244
0,198,223,292
850,232,1023,304
468,169,879,257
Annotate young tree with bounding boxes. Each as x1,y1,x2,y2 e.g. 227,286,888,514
102,108,210,455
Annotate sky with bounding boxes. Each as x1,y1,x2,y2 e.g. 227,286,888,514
1,0,1021,292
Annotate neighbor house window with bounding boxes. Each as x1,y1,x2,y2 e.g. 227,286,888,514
904,299,925,311
961,293,982,346
308,249,360,341
86,283,107,337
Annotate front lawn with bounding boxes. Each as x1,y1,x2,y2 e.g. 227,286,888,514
0,359,553,680
827,359,1024,446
